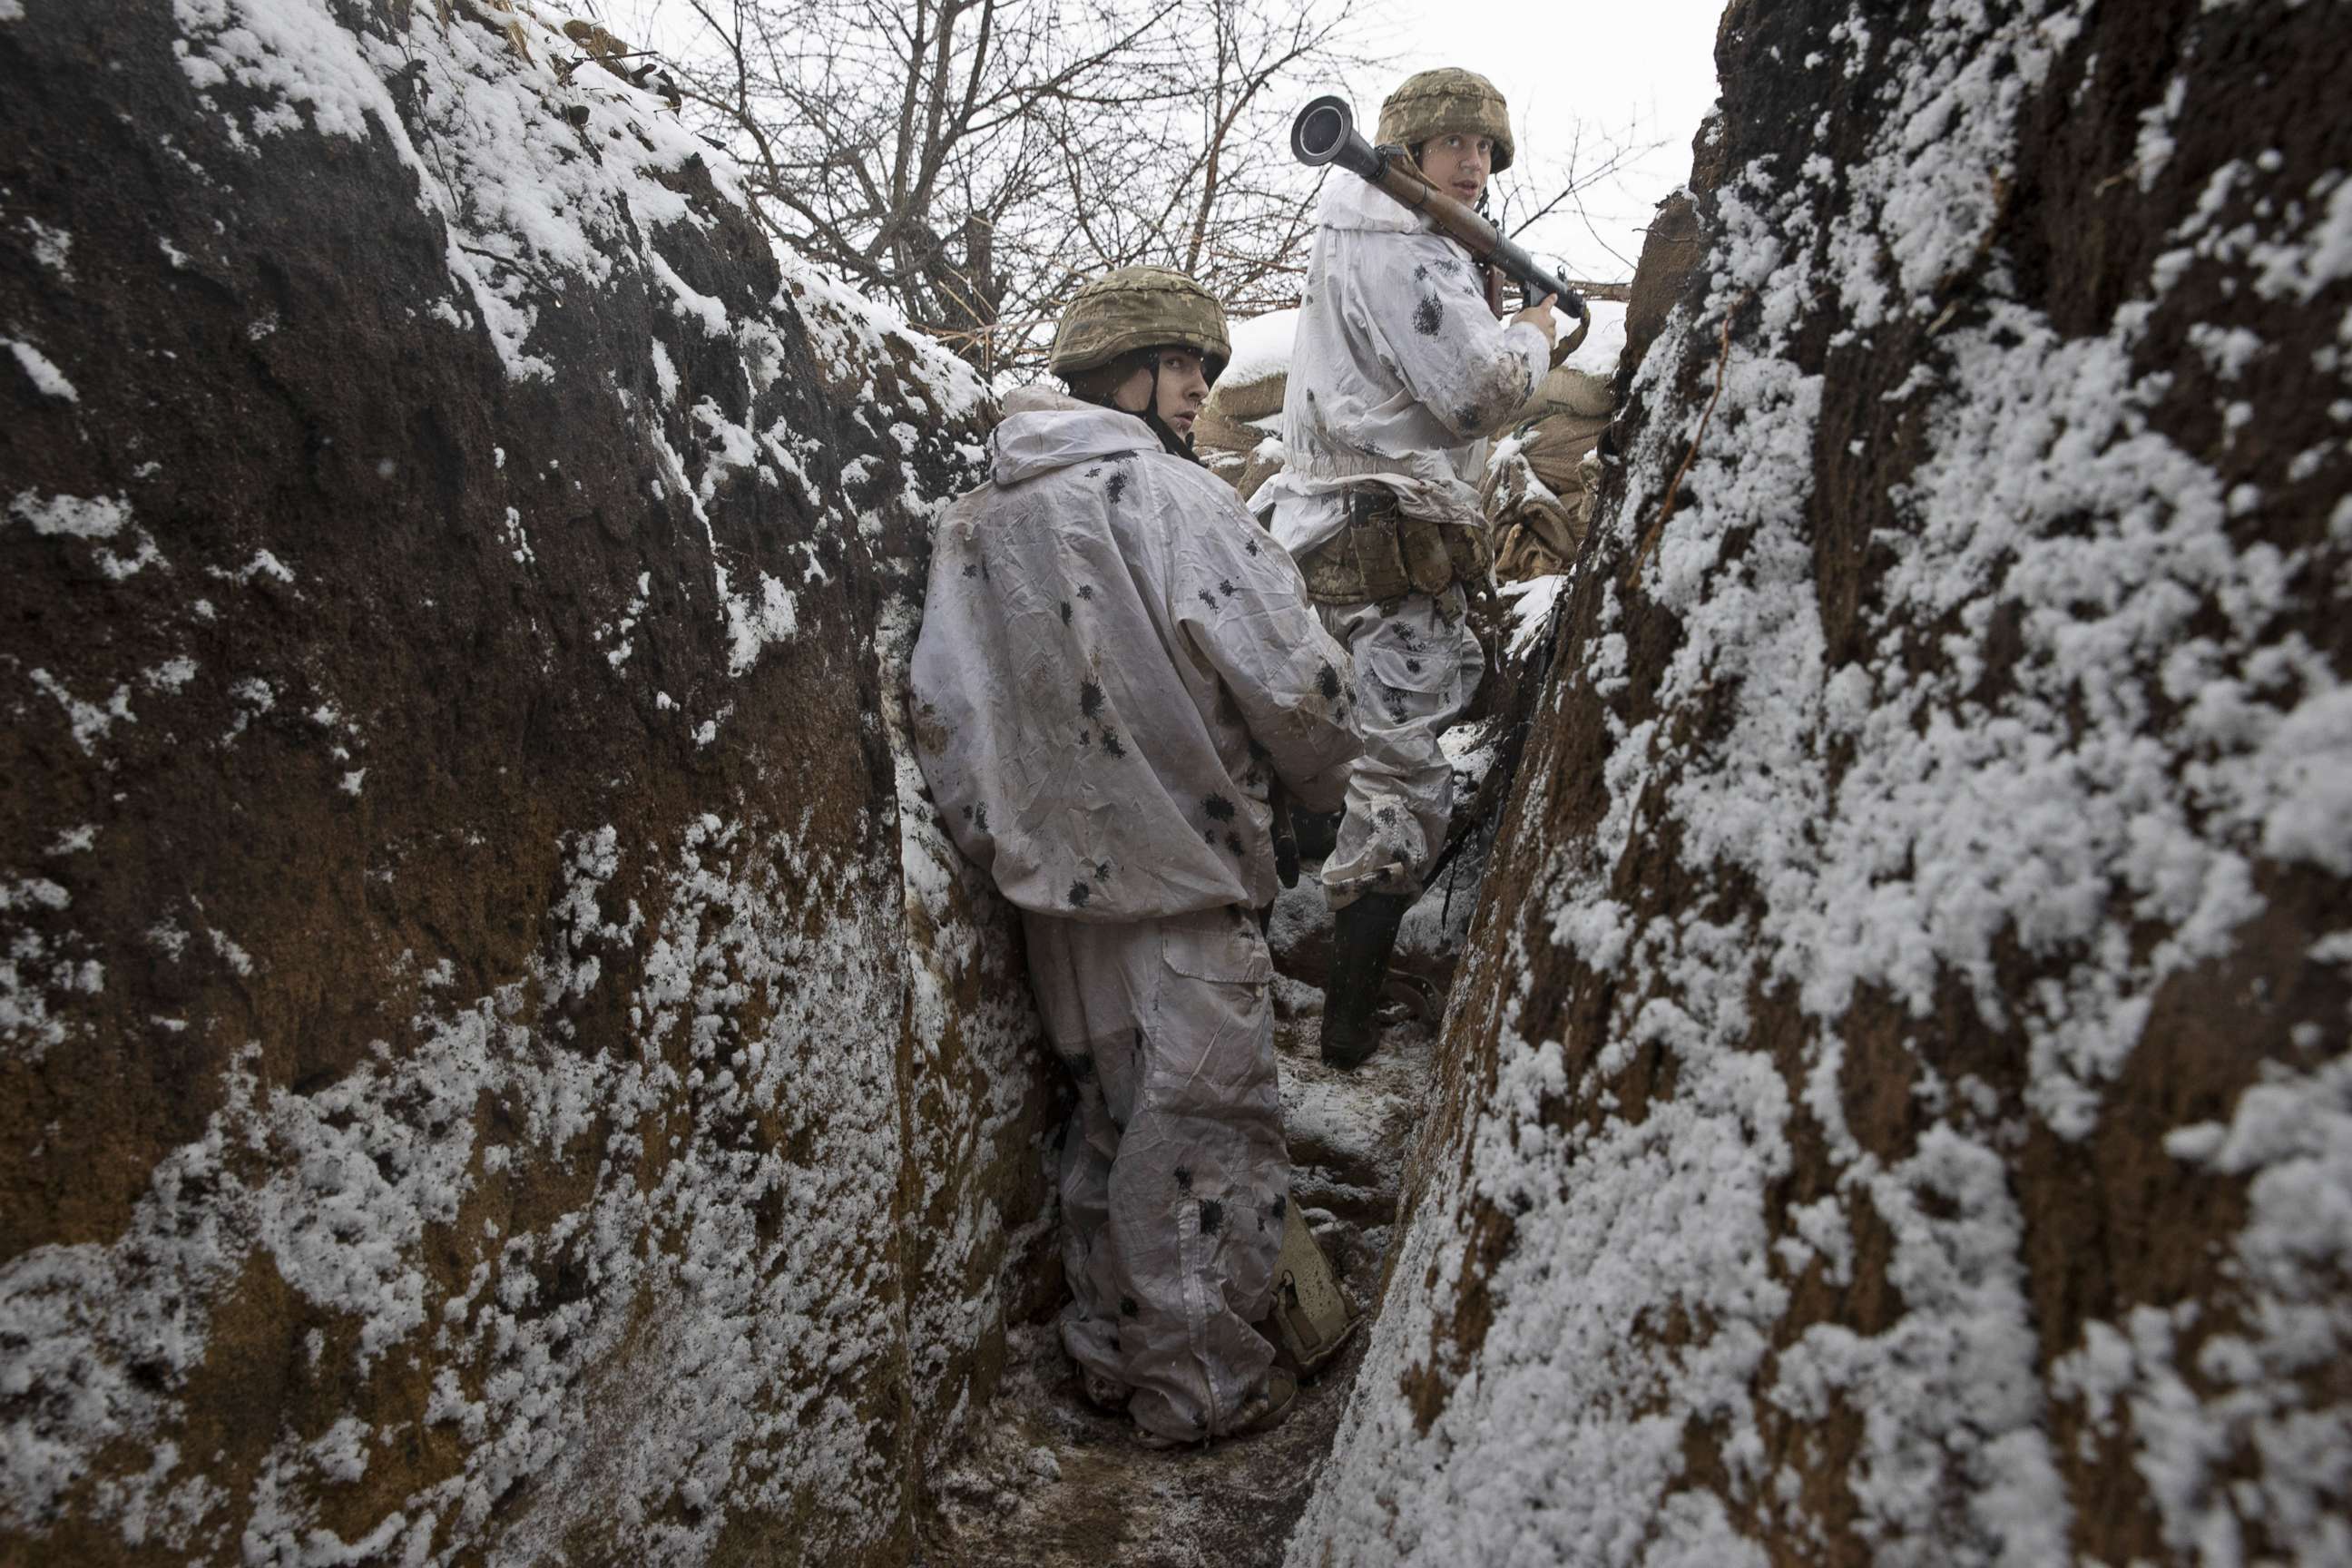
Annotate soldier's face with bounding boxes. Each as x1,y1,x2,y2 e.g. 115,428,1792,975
1108,348,1210,440
1151,349,1210,440
1418,133,1494,205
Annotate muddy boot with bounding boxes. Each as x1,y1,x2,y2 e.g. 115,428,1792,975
1076,1366,1131,1415
1226,1369,1298,1437
1318,892,1412,1069
1134,1371,1297,1450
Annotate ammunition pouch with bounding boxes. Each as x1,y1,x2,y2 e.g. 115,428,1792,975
1300,487,1492,606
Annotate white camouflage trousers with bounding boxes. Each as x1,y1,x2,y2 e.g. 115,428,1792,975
1022,905,1289,1443
1315,585,1485,908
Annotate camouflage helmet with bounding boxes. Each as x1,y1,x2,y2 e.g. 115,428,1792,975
1377,67,1514,172
1048,266,1231,383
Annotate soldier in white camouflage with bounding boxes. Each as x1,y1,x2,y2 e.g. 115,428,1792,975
910,268,1362,1447
1256,68,1567,1069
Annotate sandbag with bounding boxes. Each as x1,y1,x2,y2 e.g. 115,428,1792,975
1505,363,1613,428
1514,410,1611,493
1206,371,1288,424
1193,407,1270,456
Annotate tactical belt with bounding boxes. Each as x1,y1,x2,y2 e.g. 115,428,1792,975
1299,486,1493,605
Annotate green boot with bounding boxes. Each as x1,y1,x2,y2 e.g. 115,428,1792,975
1318,892,1413,1069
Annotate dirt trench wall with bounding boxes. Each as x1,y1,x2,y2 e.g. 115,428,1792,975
1291,1,2352,1564
0,2,1054,1563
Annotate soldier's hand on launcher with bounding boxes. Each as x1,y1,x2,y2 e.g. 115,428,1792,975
1512,291,1560,348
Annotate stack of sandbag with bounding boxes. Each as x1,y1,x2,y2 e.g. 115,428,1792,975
1195,368,1288,501
1481,362,1614,579
1194,306,1299,501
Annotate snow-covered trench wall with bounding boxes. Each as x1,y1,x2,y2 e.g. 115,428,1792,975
1294,0,2352,1563
0,2,1056,1563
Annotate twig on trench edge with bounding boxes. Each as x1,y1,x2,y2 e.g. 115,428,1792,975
1626,290,1749,584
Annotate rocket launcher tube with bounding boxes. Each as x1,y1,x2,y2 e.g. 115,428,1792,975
1289,94,1589,322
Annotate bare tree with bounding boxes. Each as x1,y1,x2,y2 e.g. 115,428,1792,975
1488,107,1671,284
609,0,1377,371
598,0,1661,368
1026,0,1380,328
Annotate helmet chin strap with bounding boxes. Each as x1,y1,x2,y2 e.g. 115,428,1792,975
1135,358,1203,465
1077,351,1201,464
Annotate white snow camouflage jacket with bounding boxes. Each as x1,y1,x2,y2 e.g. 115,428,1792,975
911,390,1363,919
1256,177,1551,558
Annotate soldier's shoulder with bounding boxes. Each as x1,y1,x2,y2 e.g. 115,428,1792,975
1141,450,1248,509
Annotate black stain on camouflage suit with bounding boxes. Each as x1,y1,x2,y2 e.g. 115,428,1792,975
1224,833,1244,856
1198,590,1219,609
1081,679,1105,718
1203,793,1235,822
1107,471,1130,504
1318,662,1342,700
1414,295,1443,336
1060,601,1073,624
1199,1200,1224,1236
1067,880,1092,907
1120,1296,1140,1318
1100,727,1126,757
1174,1167,1192,1191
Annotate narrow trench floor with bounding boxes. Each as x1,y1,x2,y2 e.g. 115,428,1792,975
915,1005,1438,1568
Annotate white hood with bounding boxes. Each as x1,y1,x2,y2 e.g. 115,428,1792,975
911,422,1361,920
1313,173,1429,234
991,387,1158,486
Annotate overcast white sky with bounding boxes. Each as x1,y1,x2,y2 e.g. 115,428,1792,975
609,0,1723,287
